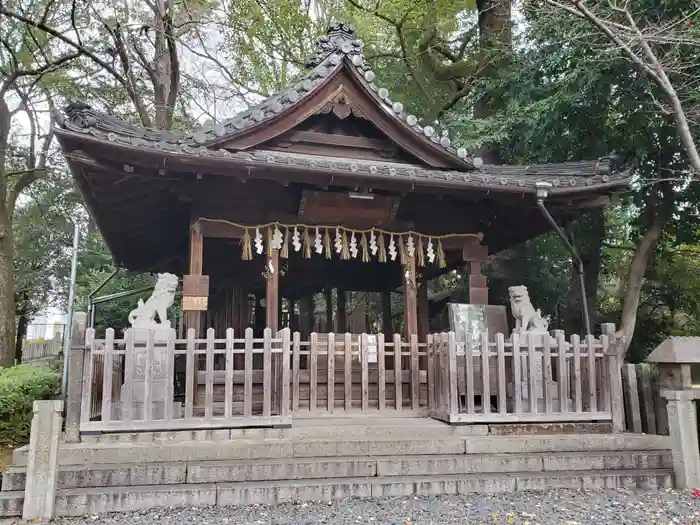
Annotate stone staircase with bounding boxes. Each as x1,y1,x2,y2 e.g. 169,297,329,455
0,419,674,518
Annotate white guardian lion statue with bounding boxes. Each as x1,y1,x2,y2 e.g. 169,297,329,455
508,285,548,333
128,273,179,329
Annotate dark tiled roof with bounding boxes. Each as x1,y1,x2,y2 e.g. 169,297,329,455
52,24,632,195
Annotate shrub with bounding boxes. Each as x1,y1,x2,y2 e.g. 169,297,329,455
0,364,61,445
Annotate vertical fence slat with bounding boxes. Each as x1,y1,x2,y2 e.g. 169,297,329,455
638,363,657,434
572,334,582,413
527,334,537,414
481,333,491,414
496,333,506,414
361,333,369,411
122,329,134,422
410,334,419,411
604,334,625,433
393,334,402,410
586,334,597,413
327,333,335,412
281,328,291,417
622,363,642,433
465,336,475,414
448,332,458,417
101,328,114,424
652,366,669,435
224,328,234,419
556,332,568,414
426,334,435,411
164,329,175,422
244,328,254,418
144,329,154,421
184,328,195,419
378,333,386,410
310,333,318,411
80,329,96,424
512,333,522,414
205,328,215,420
292,331,300,412
345,333,352,411
543,335,553,414
263,328,272,417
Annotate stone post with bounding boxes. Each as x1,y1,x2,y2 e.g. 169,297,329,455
64,311,87,442
22,400,63,520
647,337,700,489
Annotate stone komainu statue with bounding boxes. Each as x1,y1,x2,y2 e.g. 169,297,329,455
128,273,179,329
508,285,548,333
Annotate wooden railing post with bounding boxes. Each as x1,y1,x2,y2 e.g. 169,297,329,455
447,332,458,419
64,311,87,442
601,323,625,432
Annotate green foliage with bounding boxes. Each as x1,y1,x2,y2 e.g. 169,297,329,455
0,364,60,445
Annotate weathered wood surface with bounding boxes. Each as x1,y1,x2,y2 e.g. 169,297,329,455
432,328,618,425
621,362,669,435
80,327,622,433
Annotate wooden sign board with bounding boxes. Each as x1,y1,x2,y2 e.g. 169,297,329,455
182,296,208,311
183,274,210,312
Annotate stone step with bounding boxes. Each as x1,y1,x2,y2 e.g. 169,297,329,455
80,418,487,444
1,468,673,517
10,433,672,467
2,450,672,492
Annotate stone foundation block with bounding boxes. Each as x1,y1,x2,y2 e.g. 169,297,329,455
187,457,376,483
59,463,186,488
0,492,23,518
376,454,542,476
54,484,217,516
217,479,372,506
367,439,465,456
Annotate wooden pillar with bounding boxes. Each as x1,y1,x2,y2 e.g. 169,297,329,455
403,254,418,338
463,240,489,305
381,291,393,336
325,286,333,332
337,289,347,333
185,222,205,337
417,279,429,340
266,248,279,331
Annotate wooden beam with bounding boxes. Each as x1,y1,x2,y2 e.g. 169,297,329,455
185,222,204,336
266,248,279,331
403,254,418,338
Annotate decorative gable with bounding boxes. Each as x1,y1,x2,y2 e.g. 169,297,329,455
188,23,473,170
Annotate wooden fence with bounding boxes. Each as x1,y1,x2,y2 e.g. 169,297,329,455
621,362,669,435
21,339,62,363
80,327,623,433
432,332,624,426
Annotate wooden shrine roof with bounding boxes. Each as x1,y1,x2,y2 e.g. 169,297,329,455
52,23,633,274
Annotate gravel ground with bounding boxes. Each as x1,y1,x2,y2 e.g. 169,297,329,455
34,489,700,525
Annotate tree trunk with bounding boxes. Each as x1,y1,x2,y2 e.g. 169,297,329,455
475,0,512,164
0,213,15,368
14,307,28,364
616,201,672,359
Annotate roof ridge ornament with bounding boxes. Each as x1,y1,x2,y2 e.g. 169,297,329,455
305,22,363,68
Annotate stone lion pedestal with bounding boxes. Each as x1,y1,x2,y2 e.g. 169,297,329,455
117,273,183,421
512,330,573,413
507,285,572,413
119,328,182,421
